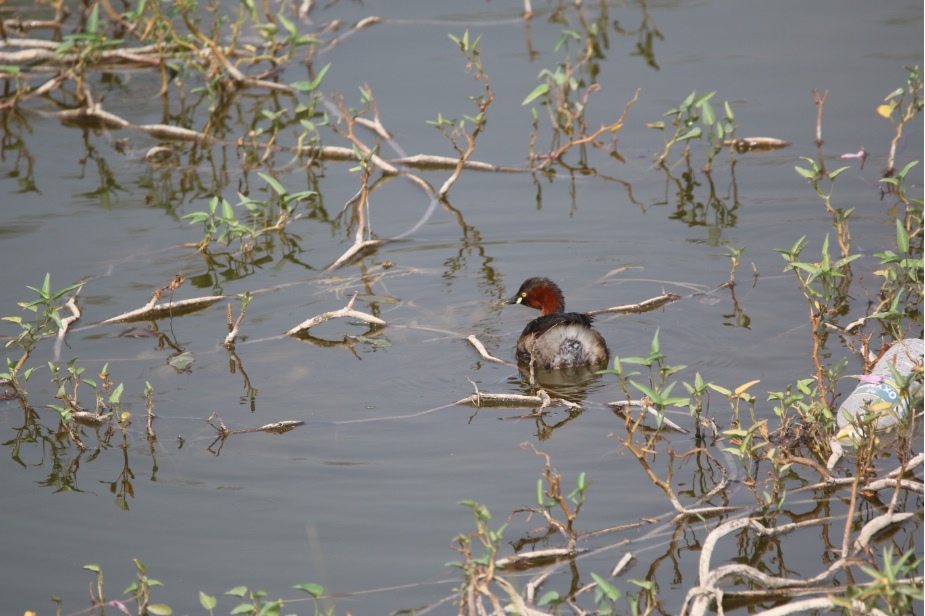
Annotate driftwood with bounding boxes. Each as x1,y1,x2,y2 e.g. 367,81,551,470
207,413,304,437
723,137,792,153
70,410,109,427
285,292,386,336
456,391,565,409
587,292,680,316
101,296,227,324
53,293,83,361
99,275,228,324
466,335,514,366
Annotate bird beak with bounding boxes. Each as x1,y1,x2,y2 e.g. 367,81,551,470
504,294,521,305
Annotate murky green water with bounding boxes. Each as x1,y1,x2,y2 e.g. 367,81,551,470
1,0,922,614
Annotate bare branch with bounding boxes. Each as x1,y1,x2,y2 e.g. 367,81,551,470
286,292,386,336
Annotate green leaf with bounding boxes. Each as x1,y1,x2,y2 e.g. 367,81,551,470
110,383,124,405
458,500,491,521
833,254,860,269
794,165,815,180
294,35,319,46
309,62,331,90
199,592,217,610
628,379,658,401
538,590,560,605
230,605,253,615
522,83,550,106
83,564,102,573
225,586,248,598
791,262,821,276
692,91,716,107
292,63,330,93
277,12,298,36
724,100,734,121
701,101,715,125
183,212,211,224
123,0,147,21
293,583,324,597
86,2,100,34
147,605,173,615
895,159,919,180
257,599,281,615
827,166,851,179
258,172,288,197
896,219,910,253
221,198,235,220
677,127,701,141
707,383,731,396
724,428,749,437
885,86,905,100
590,572,621,602
629,578,655,590
168,352,195,370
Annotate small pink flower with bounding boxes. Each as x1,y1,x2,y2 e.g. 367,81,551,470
840,150,867,160
106,601,131,615
858,374,884,384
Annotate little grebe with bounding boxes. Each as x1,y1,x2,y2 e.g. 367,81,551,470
505,277,609,370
